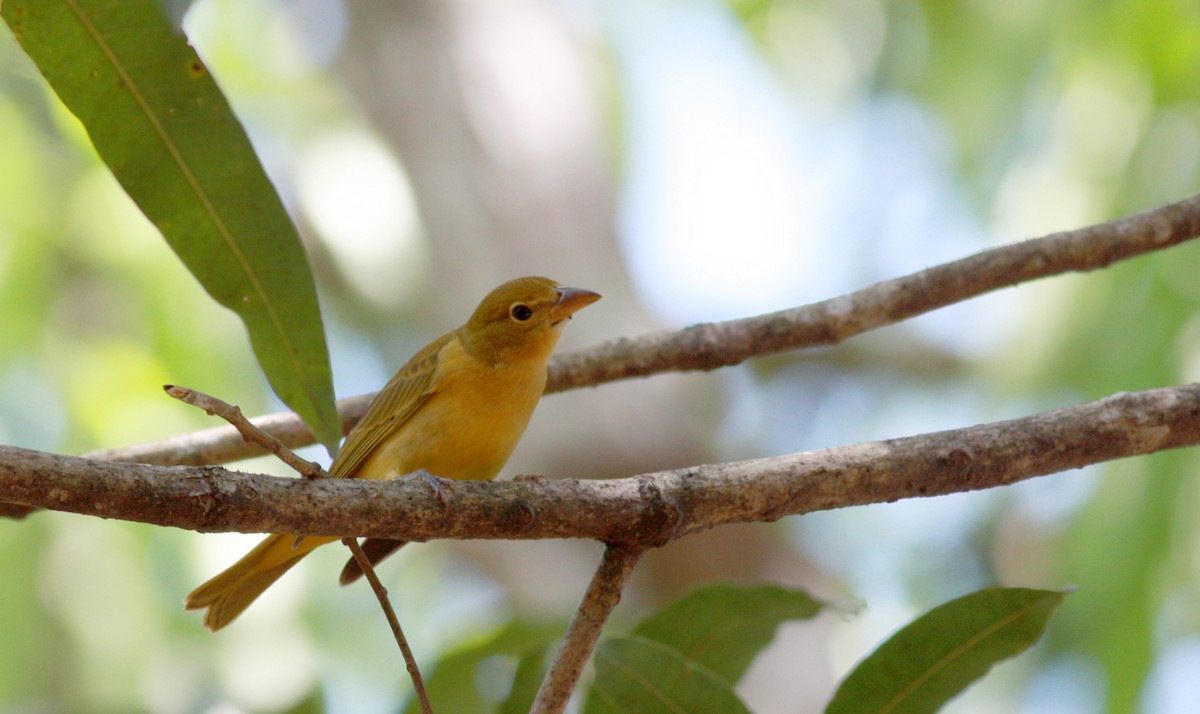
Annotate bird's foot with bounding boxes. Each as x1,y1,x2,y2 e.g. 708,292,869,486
399,469,454,510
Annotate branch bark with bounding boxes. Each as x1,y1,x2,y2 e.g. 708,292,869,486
77,193,1200,469
531,546,644,714
169,385,434,708
4,383,1198,543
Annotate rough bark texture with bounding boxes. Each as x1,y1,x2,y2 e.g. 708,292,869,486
68,193,1200,469
532,546,644,714
4,384,1197,544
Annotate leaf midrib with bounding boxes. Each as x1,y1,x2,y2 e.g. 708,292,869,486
880,598,1047,714
63,0,311,398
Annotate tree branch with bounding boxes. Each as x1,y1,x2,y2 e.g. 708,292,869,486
166,384,433,709
343,536,434,714
79,193,1200,469
531,546,644,714
164,384,327,478
3,383,1197,543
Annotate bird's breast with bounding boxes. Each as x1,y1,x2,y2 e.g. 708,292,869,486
360,340,548,483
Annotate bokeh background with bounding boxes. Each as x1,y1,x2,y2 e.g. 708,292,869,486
4,0,1200,712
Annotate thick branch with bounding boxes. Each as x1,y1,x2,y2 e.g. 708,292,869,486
3,384,1197,542
82,194,1200,468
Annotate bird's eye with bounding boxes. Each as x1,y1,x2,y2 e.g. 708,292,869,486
510,303,533,321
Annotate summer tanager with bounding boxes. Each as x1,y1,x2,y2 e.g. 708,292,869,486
185,276,600,631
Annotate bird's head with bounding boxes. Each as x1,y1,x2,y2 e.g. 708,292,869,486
460,276,601,364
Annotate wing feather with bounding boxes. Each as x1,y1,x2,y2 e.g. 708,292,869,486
329,332,454,479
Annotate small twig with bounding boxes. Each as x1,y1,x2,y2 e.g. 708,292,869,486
531,545,644,714
163,385,325,479
83,392,373,467
343,536,434,714
164,384,433,713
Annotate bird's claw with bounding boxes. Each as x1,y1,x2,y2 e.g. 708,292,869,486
400,469,453,510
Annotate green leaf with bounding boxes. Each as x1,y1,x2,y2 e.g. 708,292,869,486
826,587,1066,714
278,687,325,714
1063,453,1182,713
632,582,826,684
2,0,341,455
497,645,550,714
402,620,559,714
585,636,751,714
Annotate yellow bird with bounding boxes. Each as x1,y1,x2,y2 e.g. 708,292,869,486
185,277,600,631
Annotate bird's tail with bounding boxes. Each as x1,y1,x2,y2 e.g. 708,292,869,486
184,533,337,631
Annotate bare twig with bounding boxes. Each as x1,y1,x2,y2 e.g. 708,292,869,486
166,384,432,712
82,392,373,466
545,193,1200,392
164,385,326,479
76,193,1200,469
343,537,434,714
4,383,1198,543
531,545,644,714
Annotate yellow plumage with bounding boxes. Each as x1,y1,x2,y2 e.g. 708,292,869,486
185,277,600,631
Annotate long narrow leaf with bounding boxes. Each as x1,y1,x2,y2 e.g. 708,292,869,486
632,583,826,684
586,636,751,714
827,587,1066,714
2,0,341,455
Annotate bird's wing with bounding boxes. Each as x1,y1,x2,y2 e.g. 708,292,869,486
329,332,454,480
338,538,408,585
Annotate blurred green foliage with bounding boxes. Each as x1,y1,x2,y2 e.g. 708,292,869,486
733,2,1200,712
3,0,341,455
401,620,562,714
1,0,1199,712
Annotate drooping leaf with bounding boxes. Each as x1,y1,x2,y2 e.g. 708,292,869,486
1,0,342,455
826,587,1066,714
585,636,751,714
632,582,826,685
497,645,550,714
402,620,559,714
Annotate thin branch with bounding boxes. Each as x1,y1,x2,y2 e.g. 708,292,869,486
343,537,434,714
546,194,1200,392
4,383,1198,543
79,193,1200,469
81,392,373,466
531,546,644,714
166,384,432,712
164,385,326,478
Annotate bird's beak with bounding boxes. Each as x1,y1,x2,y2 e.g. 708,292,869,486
550,287,601,324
